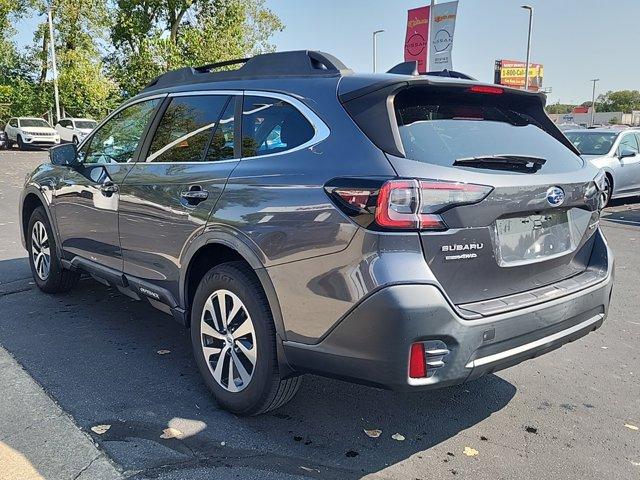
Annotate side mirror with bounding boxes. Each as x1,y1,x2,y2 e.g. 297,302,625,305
618,148,637,159
50,143,79,167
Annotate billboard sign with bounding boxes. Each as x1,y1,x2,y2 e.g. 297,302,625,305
494,59,544,91
404,6,430,73
429,1,458,71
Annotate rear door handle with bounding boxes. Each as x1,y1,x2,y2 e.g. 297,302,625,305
100,182,118,196
181,186,209,205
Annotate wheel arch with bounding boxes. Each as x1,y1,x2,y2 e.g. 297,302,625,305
20,188,61,256
180,229,287,342
603,169,614,196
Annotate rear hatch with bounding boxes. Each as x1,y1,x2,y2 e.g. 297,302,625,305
340,79,603,308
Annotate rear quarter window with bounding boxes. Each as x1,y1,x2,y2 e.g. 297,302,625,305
241,96,314,158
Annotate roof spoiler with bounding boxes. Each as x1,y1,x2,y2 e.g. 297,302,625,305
386,62,477,81
143,51,352,92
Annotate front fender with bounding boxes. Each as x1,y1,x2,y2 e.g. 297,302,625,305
19,183,61,257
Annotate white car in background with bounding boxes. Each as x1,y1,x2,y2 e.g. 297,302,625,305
55,118,97,144
4,117,60,149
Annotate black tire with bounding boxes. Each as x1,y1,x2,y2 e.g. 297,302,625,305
191,262,301,415
27,207,80,293
602,174,613,207
17,135,26,150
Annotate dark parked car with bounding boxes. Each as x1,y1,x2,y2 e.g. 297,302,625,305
20,51,614,415
0,130,7,149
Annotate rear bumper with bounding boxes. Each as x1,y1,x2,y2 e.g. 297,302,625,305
283,235,614,391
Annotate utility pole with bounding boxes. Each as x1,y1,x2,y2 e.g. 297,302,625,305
372,30,384,73
47,4,61,123
521,5,533,91
428,0,435,71
590,78,600,127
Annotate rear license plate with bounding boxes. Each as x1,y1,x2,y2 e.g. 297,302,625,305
493,209,587,267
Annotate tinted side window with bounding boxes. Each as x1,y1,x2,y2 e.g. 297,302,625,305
241,96,314,158
148,95,230,163
620,134,639,153
9,119,17,127
81,99,159,164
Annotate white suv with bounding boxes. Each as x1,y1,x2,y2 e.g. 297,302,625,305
55,118,97,144
4,117,60,149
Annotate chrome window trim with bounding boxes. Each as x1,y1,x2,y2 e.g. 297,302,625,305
170,90,243,97
141,90,330,164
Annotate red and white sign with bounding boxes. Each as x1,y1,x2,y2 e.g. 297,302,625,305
404,6,430,74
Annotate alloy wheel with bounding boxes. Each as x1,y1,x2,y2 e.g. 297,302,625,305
31,221,51,280
200,289,257,392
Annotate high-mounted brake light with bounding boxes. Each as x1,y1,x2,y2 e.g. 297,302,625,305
468,85,504,95
374,179,492,231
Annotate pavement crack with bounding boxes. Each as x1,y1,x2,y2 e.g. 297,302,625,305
71,453,101,480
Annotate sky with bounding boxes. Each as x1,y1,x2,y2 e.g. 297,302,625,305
13,0,640,104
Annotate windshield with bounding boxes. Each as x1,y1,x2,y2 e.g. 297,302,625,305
20,119,51,128
394,88,583,174
564,131,617,156
75,120,97,129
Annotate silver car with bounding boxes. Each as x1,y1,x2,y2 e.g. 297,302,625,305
565,128,640,204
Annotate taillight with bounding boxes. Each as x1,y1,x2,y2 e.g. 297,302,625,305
375,180,420,229
326,178,492,231
375,179,492,230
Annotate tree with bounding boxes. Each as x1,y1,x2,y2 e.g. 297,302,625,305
546,104,576,115
109,0,283,96
598,90,640,113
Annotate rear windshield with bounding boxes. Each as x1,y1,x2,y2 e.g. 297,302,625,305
20,119,50,128
394,88,582,173
564,131,616,156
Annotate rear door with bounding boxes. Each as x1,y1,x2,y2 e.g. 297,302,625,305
118,92,239,301
616,132,640,194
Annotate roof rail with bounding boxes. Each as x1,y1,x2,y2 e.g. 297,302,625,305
143,50,352,92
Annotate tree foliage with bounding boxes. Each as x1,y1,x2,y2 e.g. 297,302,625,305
0,0,283,122
109,0,283,96
598,90,640,113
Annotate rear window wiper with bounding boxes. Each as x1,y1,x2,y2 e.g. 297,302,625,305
453,155,547,173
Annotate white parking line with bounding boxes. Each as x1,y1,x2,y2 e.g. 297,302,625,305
602,217,640,226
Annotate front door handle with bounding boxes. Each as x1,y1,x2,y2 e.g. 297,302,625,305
181,186,209,205
100,182,118,196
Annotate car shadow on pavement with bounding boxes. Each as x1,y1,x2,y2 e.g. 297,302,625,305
0,261,517,479
601,199,640,227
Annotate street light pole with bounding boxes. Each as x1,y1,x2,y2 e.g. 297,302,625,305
590,78,600,127
521,5,533,91
372,30,384,73
47,5,60,123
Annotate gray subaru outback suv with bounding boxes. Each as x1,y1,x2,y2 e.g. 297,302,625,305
20,51,614,415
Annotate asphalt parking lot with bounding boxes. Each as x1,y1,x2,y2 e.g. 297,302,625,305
0,149,638,480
